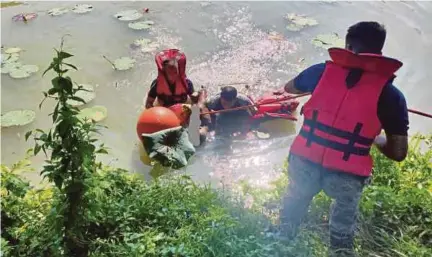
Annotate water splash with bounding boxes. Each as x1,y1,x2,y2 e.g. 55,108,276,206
188,6,299,99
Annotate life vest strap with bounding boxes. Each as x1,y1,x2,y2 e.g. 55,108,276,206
301,110,373,161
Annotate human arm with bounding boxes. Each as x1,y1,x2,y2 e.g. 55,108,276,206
374,85,409,162
274,63,326,95
144,80,158,109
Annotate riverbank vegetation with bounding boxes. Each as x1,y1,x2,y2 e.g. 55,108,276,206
1,43,431,257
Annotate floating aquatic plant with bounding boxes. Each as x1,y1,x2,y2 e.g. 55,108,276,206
1,53,20,64
71,4,93,14
311,33,345,49
103,56,136,71
132,38,160,52
4,47,22,54
1,110,36,128
128,20,154,30
67,84,96,107
47,7,69,16
77,105,108,123
114,10,143,21
12,13,37,22
285,13,318,32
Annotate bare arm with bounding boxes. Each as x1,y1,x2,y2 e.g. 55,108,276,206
144,96,155,109
144,80,158,109
374,133,408,162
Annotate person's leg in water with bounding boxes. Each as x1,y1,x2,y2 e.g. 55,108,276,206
322,170,368,257
279,155,322,238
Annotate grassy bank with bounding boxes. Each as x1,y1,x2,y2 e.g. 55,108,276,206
0,1,22,8
1,136,431,256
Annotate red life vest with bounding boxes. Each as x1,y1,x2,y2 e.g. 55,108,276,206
155,49,189,106
289,48,403,177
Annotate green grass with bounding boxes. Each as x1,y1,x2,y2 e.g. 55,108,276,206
0,1,22,8
1,134,431,256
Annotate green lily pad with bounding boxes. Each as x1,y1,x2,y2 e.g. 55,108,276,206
141,126,196,169
4,47,22,54
2,53,20,64
113,57,136,71
128,20,154,30
77,105,107,123
67,84,96,107
9,68,30,79
72,4,93,14
133,38,152,47
1,110,36,128
114,10,143,21
312,33,345,49
48,7,69,16
285,13,318,32
1,61,22,74
21,64,39,73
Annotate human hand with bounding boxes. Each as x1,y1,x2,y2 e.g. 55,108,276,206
273,88,286,96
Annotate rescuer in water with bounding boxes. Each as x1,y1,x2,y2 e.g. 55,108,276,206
144,49,196,109
274,21,409,256
200,86,257,137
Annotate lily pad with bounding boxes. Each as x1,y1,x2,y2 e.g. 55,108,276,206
77,105,107,123
113,57,136,71
133,38,152,47
9,68,30,79
1,110,36,128
72,4,93,14
285,13,318,32
12,13,37,22
1,61,22,74
4,47,22,54
1,53,20,64
48,7,69,16
128,20,154,30
7,64,38,78
67,84,96,107
21,64,39,73
312,33,345,49
114,10,143,21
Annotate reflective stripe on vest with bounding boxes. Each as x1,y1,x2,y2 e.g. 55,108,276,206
299,110,374,161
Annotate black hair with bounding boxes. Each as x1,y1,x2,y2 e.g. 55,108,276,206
220,86,237,101
346,21,386,54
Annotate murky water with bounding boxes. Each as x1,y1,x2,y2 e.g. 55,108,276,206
2,1,432,187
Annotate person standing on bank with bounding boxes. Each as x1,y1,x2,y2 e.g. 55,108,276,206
273,21,409,256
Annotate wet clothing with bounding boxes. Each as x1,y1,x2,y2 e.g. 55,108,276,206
204,93,254,134
148,78,194,107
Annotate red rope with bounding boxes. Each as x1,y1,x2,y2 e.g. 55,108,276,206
200,93,310,116
200,92,432,119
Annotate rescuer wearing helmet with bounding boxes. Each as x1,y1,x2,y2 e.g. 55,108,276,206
274,21,409,256
144,49,195,108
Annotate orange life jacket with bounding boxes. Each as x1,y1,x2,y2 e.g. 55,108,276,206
155,49,189,107
289,48,403,177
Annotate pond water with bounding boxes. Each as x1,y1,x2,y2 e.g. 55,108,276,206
1,1,432,188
